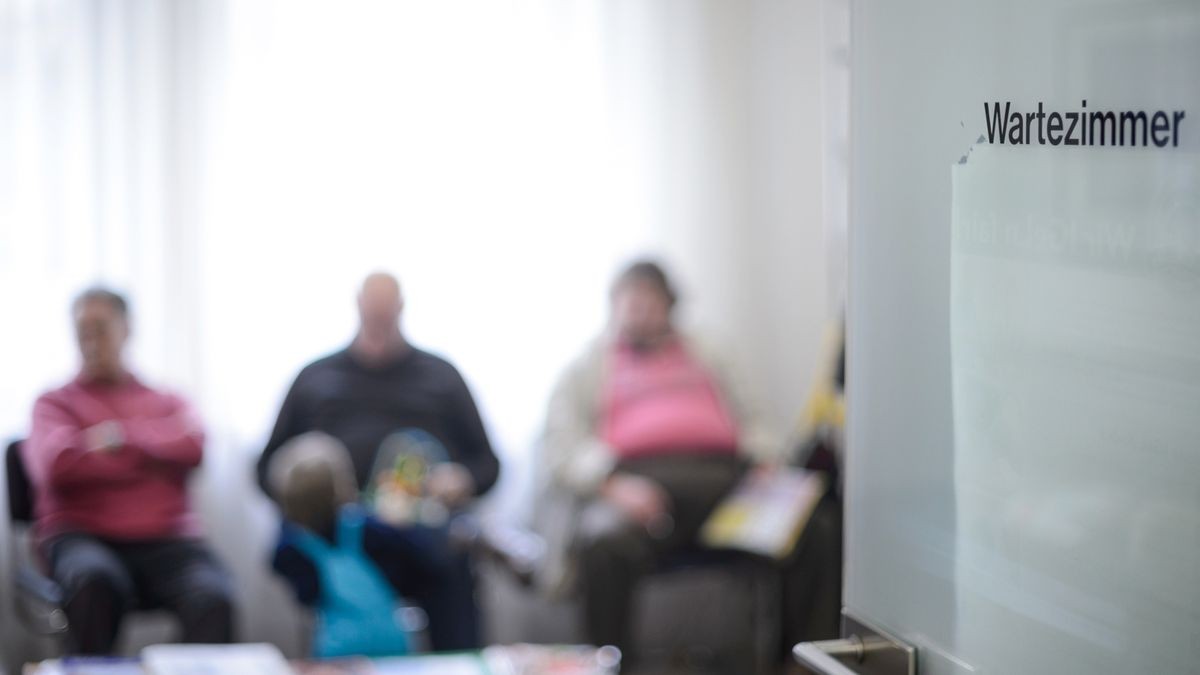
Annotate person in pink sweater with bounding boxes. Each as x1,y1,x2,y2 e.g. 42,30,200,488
541,261,842,666
22,287,233,654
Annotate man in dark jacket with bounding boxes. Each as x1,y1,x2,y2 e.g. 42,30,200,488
258,272,499,651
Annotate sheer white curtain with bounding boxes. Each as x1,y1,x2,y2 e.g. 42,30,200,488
1,0,653,496
0,0,194,433
200,0,661,492
1,0,832,656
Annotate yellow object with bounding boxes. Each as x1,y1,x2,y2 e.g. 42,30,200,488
796,321,846,437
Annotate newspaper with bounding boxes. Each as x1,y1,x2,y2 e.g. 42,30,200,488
699,467,826,559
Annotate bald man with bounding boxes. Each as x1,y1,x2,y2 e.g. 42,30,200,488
257,273,499,651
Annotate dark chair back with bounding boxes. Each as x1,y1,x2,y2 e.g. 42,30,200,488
7,440,35,523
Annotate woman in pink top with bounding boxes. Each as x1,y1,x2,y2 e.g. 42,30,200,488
538,262,771,663
23,288,233,654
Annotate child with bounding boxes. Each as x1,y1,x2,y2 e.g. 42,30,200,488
269,432,411,658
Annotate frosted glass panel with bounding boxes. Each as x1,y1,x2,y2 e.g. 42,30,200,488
846,2,1200,674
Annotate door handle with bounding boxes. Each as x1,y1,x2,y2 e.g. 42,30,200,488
794,639,864,675
793,612,917,675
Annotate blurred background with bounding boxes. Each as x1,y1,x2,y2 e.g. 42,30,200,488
0,0,849,666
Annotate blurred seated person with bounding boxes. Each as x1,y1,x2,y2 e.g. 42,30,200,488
541,260,839,662
23,287,234,655
257,272,499,651
267,432,415,658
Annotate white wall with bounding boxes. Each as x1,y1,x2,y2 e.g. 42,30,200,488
592,0,830,439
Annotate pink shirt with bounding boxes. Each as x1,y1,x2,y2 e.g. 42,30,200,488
23,373,204,544
601,338,739,458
